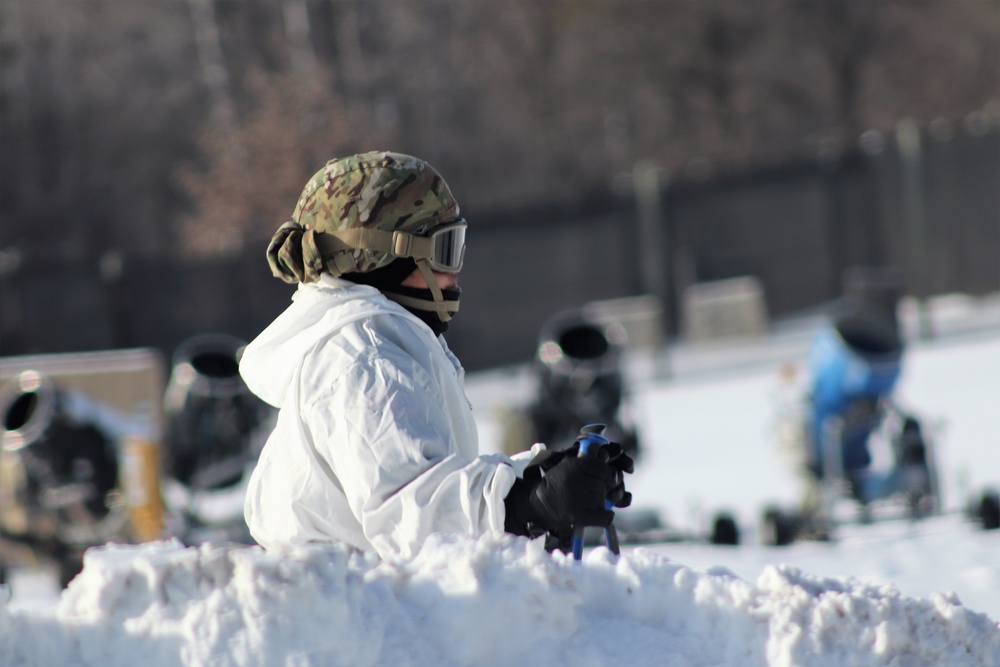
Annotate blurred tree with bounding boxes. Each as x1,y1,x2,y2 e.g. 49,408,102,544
174,1,392,257
174,62,392,257
2,0,996,261
185,0,237,132
790,0,885,144
0,0,205,259
864,0,1000,129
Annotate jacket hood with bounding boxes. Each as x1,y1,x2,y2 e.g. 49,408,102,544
239,275,435,407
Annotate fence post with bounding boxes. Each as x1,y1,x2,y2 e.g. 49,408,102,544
896,117,934,340
632,160,670,377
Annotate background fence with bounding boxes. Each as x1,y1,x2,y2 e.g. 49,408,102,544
1,125,997,372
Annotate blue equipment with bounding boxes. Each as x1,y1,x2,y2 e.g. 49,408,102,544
807,311,903,477
804,267,936,512
761,268,938,546
758,268,945,546
571,424,621,560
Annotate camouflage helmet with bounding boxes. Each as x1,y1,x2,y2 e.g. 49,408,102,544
267,151,463,284
267,152,466,322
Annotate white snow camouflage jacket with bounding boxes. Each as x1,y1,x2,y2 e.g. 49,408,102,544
240,275,522,559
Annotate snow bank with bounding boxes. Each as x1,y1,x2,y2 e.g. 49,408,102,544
2,536,997,667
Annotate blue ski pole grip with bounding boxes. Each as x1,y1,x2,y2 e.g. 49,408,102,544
571,424,619,560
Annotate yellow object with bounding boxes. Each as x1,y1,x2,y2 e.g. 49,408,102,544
0,449,30,535
495,406,534,458
121,436,165,542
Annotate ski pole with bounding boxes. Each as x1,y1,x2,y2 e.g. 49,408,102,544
572,424,621,561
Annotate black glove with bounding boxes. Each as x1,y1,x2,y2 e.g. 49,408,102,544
519,441,634,481
604,442,635,476
603,442,634,509
504,452,619,542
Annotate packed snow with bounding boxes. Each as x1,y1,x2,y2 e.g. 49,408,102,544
2,294,999,666
3,534,999,667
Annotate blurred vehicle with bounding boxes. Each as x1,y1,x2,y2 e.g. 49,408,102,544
763,268,940,545
0,369,161,586
160,334,275,545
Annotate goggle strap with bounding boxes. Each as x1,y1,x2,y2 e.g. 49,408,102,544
314,228,436,263
385,292,460,317
415,260,454,322
324,252,357,278
391,230,435,260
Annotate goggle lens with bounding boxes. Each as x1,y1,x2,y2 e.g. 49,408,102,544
430,222,466,272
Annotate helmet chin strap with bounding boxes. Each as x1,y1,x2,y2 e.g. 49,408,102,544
383,259,459,322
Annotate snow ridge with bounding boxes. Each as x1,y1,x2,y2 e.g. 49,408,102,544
2,536,998,667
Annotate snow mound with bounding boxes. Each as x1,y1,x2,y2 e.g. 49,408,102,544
2,536,998,667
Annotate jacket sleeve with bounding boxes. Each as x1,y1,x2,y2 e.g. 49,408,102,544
303,350,518,560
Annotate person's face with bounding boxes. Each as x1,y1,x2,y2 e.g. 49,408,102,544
401,268,459,290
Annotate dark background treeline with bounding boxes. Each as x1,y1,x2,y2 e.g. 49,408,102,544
1,0,998,371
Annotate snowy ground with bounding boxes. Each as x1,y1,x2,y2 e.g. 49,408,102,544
2,293,999,666
468,293,1000,622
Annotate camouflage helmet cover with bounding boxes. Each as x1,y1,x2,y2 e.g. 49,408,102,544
267,152,461,283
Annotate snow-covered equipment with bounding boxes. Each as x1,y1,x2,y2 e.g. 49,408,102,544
161,334,274,545
0,369,156,584
571,424,621,560
526,308,640,460
763,268,940,545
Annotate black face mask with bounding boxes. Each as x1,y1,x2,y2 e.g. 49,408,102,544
341,258,460,336
384,285,461,336
341,258,418,290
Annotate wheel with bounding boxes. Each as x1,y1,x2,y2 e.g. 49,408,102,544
710,512,740,546
760,507,797,547
978,491,1000,531
57,552,84,588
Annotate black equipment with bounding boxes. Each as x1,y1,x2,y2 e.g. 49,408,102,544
163,334,270,492
527,308,640,460
1,370,129,584
161,334,274,545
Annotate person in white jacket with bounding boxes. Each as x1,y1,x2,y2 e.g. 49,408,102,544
240,151,632,560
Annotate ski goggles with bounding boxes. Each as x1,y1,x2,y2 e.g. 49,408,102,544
385,219,466,273
422,219,466,273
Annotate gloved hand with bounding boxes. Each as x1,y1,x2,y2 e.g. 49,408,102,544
603,442,634,509
504,444,632,545
521,441,635,485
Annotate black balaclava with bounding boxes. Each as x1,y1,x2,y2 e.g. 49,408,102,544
342,258,460,336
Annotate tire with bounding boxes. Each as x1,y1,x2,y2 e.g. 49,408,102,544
978,491,1000,531
710,512,740,546
761,507,797,547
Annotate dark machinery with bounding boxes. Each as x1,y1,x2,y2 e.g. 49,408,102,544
499,308,740,545
526,308,641,460
0,370,131,585
162,334,274,544
968,488,1000,531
